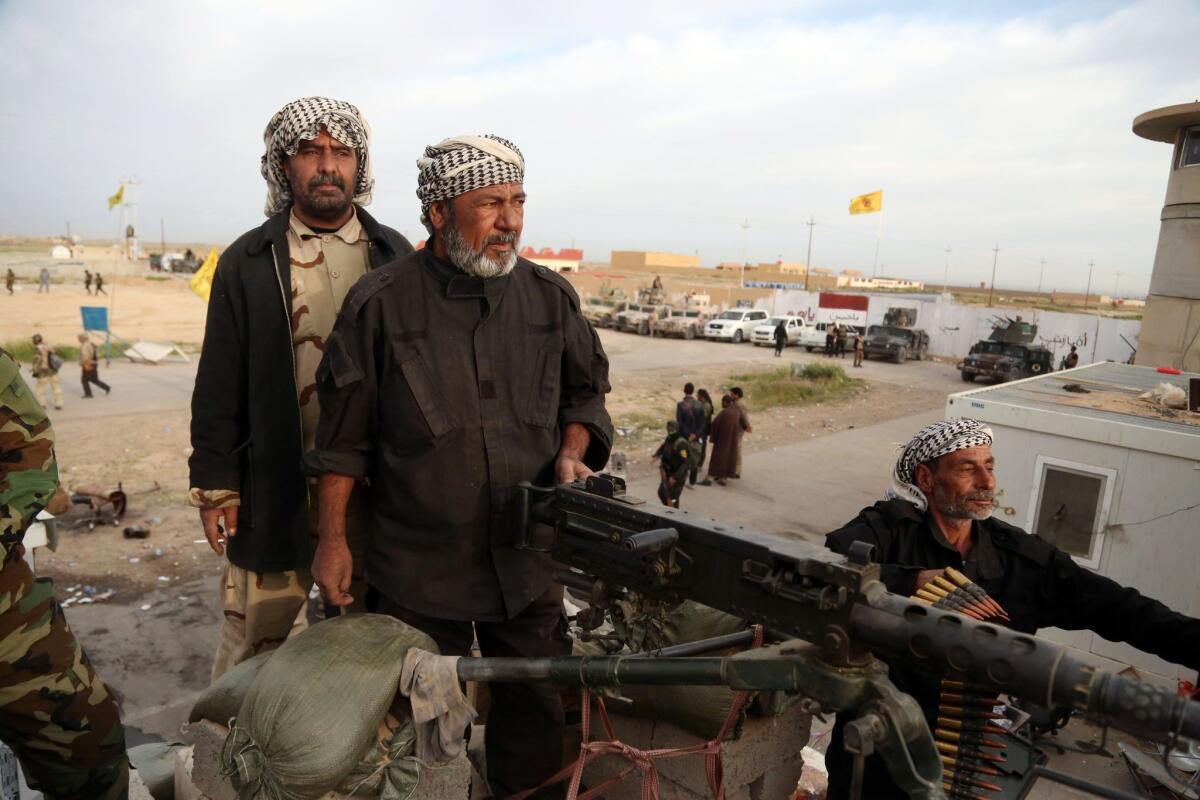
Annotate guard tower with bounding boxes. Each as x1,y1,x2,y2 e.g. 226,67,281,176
1132,102,1200,370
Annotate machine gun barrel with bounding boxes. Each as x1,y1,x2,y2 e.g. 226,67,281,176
520,476,1200,746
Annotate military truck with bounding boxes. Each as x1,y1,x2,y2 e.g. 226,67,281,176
653,293,712,339
959,317,1054,383
582,286,628,329
862,325,930,362
615,285,670,335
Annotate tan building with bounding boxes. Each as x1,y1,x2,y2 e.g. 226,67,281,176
610,250,701,271
1132,102,1200,370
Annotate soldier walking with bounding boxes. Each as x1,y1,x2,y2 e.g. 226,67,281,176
30,334,63,410
0,347,129,798
37,267,50,293
77,333,111,398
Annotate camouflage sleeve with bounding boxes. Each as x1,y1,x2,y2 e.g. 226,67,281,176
0,349,59,544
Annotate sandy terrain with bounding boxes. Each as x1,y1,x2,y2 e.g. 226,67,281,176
1,276,209,351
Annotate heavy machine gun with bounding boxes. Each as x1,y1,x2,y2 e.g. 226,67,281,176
457,475,1200,799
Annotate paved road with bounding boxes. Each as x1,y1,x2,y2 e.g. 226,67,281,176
598,327,969,395
31,329,970,425
625,408,943,543
37,358,197,423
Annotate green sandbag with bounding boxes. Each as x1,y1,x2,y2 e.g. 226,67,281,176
220,614,437,800
189,651,274,725
336,715,421,799
611,599,750,738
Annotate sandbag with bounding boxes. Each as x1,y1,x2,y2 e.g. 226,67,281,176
334,711,422,799
609,598,750,738
189,651,274,725
220,614,437,800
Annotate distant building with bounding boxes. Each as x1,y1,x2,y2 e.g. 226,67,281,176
611,251,701,271
847,276,924,291
520,246,582,273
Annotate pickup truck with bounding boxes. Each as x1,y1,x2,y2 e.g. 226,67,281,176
704,309,769,343
798,322,862,352
751,317,806,347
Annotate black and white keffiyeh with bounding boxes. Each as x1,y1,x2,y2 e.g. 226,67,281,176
415,135,524,227
886,418,993,510
260,97,374,216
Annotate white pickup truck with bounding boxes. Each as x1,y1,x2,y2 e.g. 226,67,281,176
704,309,769,343
798,322,863,352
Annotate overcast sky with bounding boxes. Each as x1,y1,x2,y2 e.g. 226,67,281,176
2,0,1196,294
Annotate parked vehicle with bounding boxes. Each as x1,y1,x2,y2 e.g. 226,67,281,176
959,317,1054,383
704,309,769,343
616,302,670,335
583,292,628,329
655,307,710,339
798,322,863,352
862,325,930,362
751,316,806,347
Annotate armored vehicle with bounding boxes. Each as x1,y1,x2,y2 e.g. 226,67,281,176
582,286,628,329
959,317,1054,383
862,324,930,362
653,293,712,339
615,285,671,335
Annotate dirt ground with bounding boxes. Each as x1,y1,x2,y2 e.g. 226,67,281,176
1,272,208,351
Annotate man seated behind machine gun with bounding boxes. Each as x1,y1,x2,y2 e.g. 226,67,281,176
825,418,1200,799
502,420,1200,800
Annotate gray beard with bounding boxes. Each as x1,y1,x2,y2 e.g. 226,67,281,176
932,485,994,521
443,223,518,278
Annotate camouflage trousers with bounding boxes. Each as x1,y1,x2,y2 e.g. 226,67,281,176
33,374,62,410
211,563,312,682
0,548,127,799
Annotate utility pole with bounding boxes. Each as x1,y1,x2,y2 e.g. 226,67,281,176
804,216,815,292
987,245,1000,307
1083,260,1095,310
740,217,750,289
941,246,951,295
1114,270,1121,303
66,221,71,241
160,217,167,260
1036,259,1046,297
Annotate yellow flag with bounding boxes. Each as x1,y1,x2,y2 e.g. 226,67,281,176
849,190,883,215
189,247,220,302
107,183,125,210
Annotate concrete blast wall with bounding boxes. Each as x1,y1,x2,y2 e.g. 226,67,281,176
757,290,1141,364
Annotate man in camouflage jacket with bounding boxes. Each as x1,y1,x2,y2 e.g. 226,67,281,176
0,347,128,799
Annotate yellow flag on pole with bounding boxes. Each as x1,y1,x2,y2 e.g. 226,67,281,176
189,247,220,302
107,183,125,210
849,190,883,215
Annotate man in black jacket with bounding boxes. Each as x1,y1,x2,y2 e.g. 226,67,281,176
188,97,412,680
824,418,1200,798
308,134,611,797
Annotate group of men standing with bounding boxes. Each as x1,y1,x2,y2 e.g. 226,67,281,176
188,97,610,796
654,382,753,505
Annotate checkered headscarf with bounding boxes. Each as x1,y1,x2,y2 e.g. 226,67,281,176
415,135,524,227
260,97,374,216
886,418,993,510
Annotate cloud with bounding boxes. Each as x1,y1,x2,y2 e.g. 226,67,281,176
1,0,1195,293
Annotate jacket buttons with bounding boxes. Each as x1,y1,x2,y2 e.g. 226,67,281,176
536,266,546,274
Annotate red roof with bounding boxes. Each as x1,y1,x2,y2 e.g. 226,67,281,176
520,246,583,260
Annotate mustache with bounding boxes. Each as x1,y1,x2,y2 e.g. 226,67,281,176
963,491,995,503
484,232,518,246
308,173,346,190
